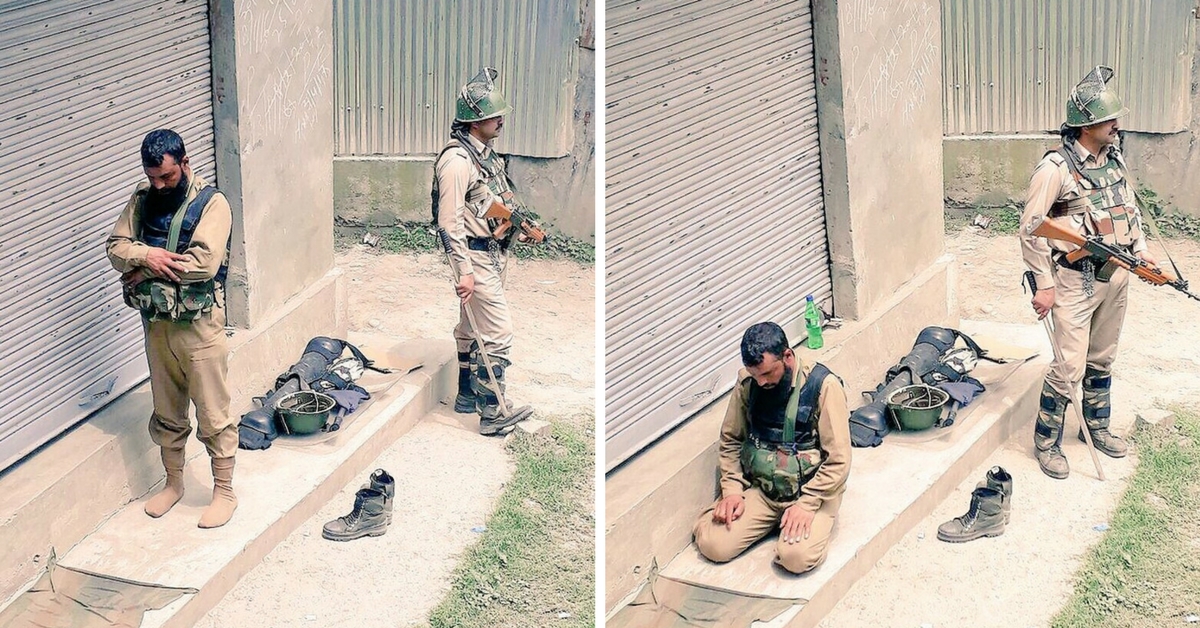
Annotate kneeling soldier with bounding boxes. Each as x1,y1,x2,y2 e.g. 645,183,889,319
692,322,851,574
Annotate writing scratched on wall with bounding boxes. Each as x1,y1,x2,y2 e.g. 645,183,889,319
239,0,330,141
846,0,938,124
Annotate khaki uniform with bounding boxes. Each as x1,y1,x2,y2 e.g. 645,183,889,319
106,174,236,458
693,360,852,574
434,133,514,363
1019,141,1146,399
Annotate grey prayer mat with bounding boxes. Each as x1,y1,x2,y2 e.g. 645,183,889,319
0,550,197,628
607,562,801,628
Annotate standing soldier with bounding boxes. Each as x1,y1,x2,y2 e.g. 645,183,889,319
1019,66,1156,479
432,67,536,435
107,129,238,528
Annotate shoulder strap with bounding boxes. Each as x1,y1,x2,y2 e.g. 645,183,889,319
950,329,1002,364
782,364,810,443
168,185,217,253
133,188,149,240
342,340,392,374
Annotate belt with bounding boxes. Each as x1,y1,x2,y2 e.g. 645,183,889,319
1054,253,1091,273
1055,245,1132,273
748,432,817,453
466,236,508,252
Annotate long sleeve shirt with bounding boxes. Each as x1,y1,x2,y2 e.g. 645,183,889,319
1019,141,1148,290
105,173,231,284
434,133,502,277
717,360,853,512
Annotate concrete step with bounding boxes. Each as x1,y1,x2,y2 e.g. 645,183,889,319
0,336,455,628
653,320,1050,627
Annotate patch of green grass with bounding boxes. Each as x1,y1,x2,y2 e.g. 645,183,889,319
335,222,595,265
425,417,595,628
945,204,1023,235
1051,408,1200,628
1137,187,1200,243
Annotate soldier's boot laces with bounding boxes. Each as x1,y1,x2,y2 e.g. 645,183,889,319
359,469,395,525
976,465,1013,525
454,345,478,414
1079,427,1128,458
1037,445,1070,480
474,361,533,435
936,486,1006,543
1034,382,1070,479
1080,367,1127,458
322,487,389,541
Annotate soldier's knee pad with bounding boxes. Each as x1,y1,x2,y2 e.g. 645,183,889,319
1035,381,1069,449
1082,367,1112,425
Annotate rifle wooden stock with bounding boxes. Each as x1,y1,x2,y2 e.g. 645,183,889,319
483,198,548,243
1032,218,1176,286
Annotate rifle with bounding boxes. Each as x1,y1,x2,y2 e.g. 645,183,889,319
483,196,549,243
1031,218,1200,302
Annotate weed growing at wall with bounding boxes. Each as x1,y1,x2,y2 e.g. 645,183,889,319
335,223,595,265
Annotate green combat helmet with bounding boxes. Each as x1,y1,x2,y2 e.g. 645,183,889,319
1065,65,1129,127
455,67,512,123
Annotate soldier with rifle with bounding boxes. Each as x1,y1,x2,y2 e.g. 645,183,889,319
431,67,543,435
1019,66,1199,479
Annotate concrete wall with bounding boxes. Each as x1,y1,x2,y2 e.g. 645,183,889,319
944,23,1200,216
814,0,945,321
332,39,596,242
212,0,336,328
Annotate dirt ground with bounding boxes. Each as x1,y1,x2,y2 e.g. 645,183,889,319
818,229,1200,628
199,247,595,627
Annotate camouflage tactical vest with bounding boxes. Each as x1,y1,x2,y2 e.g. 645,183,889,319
430,138,519,238
122,184,225,322
1047,145,1143,248
739,364,831,502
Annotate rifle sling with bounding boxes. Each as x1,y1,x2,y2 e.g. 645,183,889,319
1132,188,1187,287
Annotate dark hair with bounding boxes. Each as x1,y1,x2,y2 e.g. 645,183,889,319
140,129,187,167
1059,124,1081,141
740,322,789,367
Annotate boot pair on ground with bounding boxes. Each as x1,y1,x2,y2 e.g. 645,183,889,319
143,447,238,529
937,466,1012,543
322,469,395,541
454,349,533,436
1034,374,1128,480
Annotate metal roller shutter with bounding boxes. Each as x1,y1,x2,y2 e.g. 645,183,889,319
605,0,832,471
0,0,217,472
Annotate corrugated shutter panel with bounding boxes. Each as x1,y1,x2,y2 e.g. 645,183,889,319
0,0,217,473
333,0,580,158
605,0,832,471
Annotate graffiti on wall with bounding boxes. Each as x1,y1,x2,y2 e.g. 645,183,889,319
845,0,938,124
239,0,331,142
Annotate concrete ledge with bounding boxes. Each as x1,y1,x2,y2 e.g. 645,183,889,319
0,268,345,604
660,321,1047,628
604,256,955,611
0,337,455,627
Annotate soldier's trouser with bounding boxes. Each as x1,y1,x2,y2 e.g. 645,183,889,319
693,489,842,574
1044,262,1130,403
454,248,513,364
142,306,236,458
